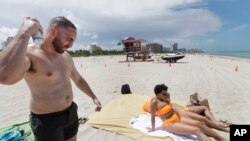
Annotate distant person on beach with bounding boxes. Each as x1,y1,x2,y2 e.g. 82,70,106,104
144,84,227,141
0,16,102,141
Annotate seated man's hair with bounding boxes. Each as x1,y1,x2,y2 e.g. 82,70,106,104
154,84,168,95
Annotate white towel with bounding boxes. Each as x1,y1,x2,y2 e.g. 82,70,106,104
129,113,198,141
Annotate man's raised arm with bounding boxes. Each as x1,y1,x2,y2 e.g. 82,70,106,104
0,17,42,84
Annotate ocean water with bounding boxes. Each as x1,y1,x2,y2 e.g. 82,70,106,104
210,51,250,59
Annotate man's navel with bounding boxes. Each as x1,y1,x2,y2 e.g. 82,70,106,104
47,72,52,77
66,95,69,100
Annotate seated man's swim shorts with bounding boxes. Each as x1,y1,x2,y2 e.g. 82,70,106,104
30,102,79,141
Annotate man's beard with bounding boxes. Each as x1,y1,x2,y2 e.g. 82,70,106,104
52,37,64,54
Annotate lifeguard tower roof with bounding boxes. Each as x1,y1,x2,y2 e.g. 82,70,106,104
121,37,147,43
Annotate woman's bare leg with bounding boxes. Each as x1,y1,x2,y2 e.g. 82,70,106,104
181,117,228,141
164,122,210,141
188,106,216,121
181,111,229,132
187,106,230,129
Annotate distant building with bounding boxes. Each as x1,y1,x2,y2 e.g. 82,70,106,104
172,43,178,51
162,47,171,52
145,43,163,53
178,48,186,53
186,48,204,54
89,44,102,54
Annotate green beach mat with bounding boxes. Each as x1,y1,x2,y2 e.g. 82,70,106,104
0,121,34,141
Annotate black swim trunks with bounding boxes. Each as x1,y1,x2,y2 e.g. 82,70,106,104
30,102,79,141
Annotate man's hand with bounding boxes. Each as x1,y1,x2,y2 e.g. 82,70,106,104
93,98,102,112
95,106,102,112
22,17,43,37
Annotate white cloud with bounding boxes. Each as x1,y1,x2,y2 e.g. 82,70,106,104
0,0,221,50
230,24,250,32
91,34,98,39
60,9,83,30
0,27,18,44
70,42,89,50
204,39,216,44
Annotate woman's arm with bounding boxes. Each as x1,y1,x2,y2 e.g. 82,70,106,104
149,98,157,131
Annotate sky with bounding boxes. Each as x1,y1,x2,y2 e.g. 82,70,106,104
0,0,249,52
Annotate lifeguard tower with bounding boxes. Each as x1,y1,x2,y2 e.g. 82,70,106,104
121,37,149,61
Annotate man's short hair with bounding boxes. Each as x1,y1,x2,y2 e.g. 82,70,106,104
49,16,77,30
154,84,168,95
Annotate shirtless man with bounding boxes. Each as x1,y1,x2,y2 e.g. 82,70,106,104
0,16,102,141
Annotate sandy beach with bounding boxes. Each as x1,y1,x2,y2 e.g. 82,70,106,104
1,54,250,140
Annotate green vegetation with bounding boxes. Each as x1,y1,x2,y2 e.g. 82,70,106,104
67,49,123,57
67,50,91,57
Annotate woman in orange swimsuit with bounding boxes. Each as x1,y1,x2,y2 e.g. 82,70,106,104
145,84,227,141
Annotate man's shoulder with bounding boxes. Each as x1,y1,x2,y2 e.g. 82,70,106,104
27,45,42,54
63,51,71,57
62,51,73,61
26,46,44,61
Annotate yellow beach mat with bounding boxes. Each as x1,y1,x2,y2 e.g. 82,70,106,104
86,94,174,141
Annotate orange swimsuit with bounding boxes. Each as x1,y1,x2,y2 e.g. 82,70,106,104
143,98,180,126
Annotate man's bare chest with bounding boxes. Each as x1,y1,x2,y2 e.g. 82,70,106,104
28,55,71,79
